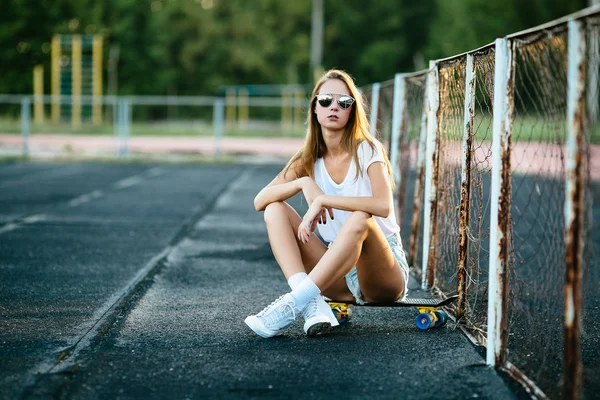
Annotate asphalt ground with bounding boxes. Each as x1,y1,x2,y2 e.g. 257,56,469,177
0,161,516,399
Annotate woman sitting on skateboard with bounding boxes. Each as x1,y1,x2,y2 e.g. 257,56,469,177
245,69,410,338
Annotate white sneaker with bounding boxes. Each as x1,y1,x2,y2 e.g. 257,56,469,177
302,295,339,337
245,294,297,338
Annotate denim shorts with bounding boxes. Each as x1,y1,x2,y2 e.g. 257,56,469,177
337,233,410,305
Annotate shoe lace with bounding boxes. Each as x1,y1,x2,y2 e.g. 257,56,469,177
302,296,320,319
257,295,296,327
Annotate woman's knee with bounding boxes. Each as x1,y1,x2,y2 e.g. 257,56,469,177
263,201,288,225
344,211,371,235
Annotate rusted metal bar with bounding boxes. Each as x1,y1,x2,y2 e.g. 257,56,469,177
390,74,407,221
456,54,476,319
434,42,495,65
564,18,586,400
503,362,550,400
486,37,515,368
369,82,381,139
421,60,440,289
408,85,429,269
506,4,600,41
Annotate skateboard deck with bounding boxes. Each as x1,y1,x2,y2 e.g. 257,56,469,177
327,294,458,330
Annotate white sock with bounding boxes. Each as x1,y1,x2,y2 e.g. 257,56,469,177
287,272,307,290
290,277,321,311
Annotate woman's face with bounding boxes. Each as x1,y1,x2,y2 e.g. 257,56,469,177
314,79,353,133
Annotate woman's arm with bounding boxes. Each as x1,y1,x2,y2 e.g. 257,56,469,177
254,158,326,211
254,172,302,211
316,194,390,218
297,162,393,243
304,161,393,218
326,161,393,217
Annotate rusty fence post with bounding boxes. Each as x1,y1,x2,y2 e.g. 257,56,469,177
564,18,586,400
457,53,476,318
408,81,429,269
421,61,440,290
486,37,515,368
390,73,407,222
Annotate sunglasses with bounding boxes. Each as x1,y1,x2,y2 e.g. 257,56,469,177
315,93,355,109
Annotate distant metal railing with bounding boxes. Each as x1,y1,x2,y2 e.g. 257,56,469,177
0,94,311,157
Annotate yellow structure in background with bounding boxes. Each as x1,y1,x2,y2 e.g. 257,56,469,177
238,88,249,127
50,34,104,126
281,88,292,134
33,65,44,124
92,35,103,125
51,35,61,123
226,89,236,128
71,35,82,129
282,88,305,134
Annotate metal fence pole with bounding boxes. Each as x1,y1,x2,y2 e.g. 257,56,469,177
390,74,406,215
369,82,381,138
117,98,129,158
125,98,131,156
422,61,440,289
21,97,31,156
486,37,515,368
457,53,476,318
213,98,225,156
564,18,586,400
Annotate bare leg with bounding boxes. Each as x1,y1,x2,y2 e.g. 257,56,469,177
308,211,405,303
354,221,406,303
263,202,353,301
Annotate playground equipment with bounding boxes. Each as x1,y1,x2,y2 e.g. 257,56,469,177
44,34,104,127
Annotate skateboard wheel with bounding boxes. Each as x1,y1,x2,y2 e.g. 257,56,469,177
328,303,352,324
434,310,448,328
416,312,434,330
343,307,352,323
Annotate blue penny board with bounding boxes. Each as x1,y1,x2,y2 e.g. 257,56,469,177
328,294,458,308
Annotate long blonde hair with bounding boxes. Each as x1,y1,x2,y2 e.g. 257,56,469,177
284,69,393,185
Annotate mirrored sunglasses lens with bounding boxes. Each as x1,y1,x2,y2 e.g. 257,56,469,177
317,95,333,107
338,96,354,109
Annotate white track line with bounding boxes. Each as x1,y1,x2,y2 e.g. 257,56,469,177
113,176,143,189
0,168,162,235
68,190,104,207
145,167,165,177
0,223,19,235
0,214,47,234
22,214,47,223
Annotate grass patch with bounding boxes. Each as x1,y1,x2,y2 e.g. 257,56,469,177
0,118,305,138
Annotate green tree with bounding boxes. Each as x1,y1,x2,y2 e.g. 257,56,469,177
0,0,592,96
323,0,435,84
425,0,586,60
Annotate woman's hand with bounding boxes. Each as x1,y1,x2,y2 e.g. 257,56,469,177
297,177,324,206
297,196,334,244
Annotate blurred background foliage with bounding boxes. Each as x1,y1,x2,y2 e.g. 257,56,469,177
0,0,586,95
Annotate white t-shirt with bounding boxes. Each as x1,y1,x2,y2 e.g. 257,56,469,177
314,139,400,243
